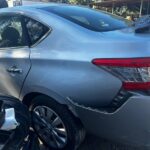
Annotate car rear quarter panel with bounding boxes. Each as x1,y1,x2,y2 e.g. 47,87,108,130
20,9,150,109
20,25,123,108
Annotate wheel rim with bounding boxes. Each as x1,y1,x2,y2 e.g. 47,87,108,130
33,106,68,149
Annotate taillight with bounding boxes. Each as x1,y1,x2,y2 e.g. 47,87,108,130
92,58,150,90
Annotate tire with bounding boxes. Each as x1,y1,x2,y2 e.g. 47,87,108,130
30,95,85,150
0,96,30,150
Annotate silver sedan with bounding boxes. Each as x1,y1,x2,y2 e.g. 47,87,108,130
0,4,150,150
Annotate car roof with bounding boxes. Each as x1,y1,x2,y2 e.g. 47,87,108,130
0,3,83,12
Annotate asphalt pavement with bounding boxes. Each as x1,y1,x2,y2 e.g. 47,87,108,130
78,135,139,150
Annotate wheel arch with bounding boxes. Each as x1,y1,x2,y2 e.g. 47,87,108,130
22,91,67,107
22,91,86,142
21,85,69,106
22,92,41,107
22,92,82,121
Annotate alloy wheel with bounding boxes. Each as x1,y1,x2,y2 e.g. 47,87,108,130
33,106,68,149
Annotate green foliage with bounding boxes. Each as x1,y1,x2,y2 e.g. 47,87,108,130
68,0,88,5
68,0,78,4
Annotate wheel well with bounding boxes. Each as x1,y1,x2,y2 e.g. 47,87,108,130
22,92,67,107
22,92,41,107
23,92,85,132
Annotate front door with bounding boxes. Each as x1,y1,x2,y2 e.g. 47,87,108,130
0,14,31,98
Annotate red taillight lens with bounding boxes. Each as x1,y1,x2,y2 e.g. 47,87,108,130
92,58,150,90
123,82,150,90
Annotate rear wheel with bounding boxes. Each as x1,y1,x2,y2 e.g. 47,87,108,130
30,95,85,150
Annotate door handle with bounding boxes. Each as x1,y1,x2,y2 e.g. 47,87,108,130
7,66,23,74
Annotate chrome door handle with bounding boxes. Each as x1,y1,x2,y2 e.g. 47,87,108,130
7,66,22,74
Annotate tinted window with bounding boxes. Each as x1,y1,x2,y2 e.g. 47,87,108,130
41,6,131,32
24,17,49,45
0,16,27,48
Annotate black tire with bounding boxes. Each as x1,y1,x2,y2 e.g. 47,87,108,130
30,95,85,150
0,96,30,150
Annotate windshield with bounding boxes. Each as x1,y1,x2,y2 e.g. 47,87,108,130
41,5,131,32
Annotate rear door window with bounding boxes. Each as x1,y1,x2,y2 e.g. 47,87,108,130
0,15,27,48
24,17,50,46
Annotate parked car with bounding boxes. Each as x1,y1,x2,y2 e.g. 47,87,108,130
0,4,149,150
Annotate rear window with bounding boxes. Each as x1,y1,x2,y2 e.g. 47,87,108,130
40,6,131,32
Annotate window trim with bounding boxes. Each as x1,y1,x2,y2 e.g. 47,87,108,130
0,46,29,51
30,29,51,48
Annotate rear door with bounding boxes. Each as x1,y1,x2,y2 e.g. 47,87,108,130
0,13,31,98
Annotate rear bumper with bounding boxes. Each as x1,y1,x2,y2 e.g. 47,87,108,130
69,95,150,148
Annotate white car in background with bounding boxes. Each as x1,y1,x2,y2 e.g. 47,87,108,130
7,0,22,7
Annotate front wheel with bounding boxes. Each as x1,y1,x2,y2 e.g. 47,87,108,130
30,95,85,150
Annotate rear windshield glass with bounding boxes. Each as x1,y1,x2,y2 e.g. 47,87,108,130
40,6,131,32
